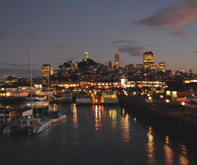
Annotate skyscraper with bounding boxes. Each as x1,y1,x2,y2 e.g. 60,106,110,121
143,51,155,70
84,49,88,61
115,48,119,69
42,64,53,79
159,62,166,72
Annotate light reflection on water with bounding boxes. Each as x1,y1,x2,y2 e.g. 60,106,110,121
0,103,195,165
146,126,156,165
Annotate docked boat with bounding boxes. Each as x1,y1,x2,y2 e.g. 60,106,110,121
75,91,92,105
62,90,73,103
3,48,53,134
25,95,49,109
103,91,119,104
48,110,67,124
3,109,53,134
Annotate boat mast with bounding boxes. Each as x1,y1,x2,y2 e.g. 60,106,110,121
48,68,50,110
29,46,33,116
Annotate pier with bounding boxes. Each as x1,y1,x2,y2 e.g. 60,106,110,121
119,95,197,138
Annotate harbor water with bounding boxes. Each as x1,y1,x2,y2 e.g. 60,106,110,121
0,103,196,165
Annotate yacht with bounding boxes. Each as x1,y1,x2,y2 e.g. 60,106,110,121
62,90,73,103
3,109,52,134
75,91,92,105
25,94,49,109
103,91,119,104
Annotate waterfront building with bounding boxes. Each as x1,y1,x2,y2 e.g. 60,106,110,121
50,81,121,89
143,51,155,70
159,62,166,72
84,49,88,61
115,48,120,69
42,64,53,79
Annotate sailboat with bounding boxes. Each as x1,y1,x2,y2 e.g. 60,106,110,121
3,47,53,134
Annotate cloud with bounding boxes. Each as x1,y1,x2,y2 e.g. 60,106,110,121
135,0,197,28
170,28,186,36
0,29,21,36
0,62,38,68
0,67,40,78
192,51,197,53
119,46,147,57
33,17,54,22
111,39,147,57
53,43,66,49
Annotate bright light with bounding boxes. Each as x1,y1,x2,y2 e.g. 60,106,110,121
166,99,170,103
148,96,152,100
160,95,163,98
181,102,185,106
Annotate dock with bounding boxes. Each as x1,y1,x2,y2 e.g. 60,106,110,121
119,95,197,138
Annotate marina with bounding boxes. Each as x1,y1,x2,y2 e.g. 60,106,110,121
0,103,196,165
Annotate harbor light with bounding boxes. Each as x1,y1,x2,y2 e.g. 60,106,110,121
166,99,170,103
181,102,185,106
160,95,163,98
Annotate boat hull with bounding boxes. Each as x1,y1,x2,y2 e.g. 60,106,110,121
33,119,53,134
76,98,91,104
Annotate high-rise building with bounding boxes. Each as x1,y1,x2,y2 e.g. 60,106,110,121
115,48,119,69
143,51,155,70
42,64,53,79
159,62,166,72
84,50,88,61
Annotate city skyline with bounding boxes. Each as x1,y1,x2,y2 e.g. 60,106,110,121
0,0,197,78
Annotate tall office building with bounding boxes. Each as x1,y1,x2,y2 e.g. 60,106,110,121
143,51,155,70
84,49,88,61
115,48,120,69
42,64,53,79
159,62,166,72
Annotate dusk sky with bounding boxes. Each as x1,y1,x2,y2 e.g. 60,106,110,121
0,0,197,78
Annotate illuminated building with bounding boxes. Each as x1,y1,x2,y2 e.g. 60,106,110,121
115,48,119,69
125,64,134,70
106,60,114,70
42,64,53,79
155,65,159,71
136,64,143,70
159,62,166,72
84,49,88,61
143,51,155,70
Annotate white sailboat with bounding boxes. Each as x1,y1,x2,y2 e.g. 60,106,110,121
3,47,52,134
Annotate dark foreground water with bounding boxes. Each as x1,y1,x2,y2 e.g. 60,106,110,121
0,103,196,165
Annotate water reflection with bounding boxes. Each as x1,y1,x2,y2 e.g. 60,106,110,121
146,126,156,164
71,103,78,129
179,144,189,165
91,105,103,130
164,136,174,165
121,110,130,144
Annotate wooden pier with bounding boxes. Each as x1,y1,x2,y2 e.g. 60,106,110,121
119,95,197,138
